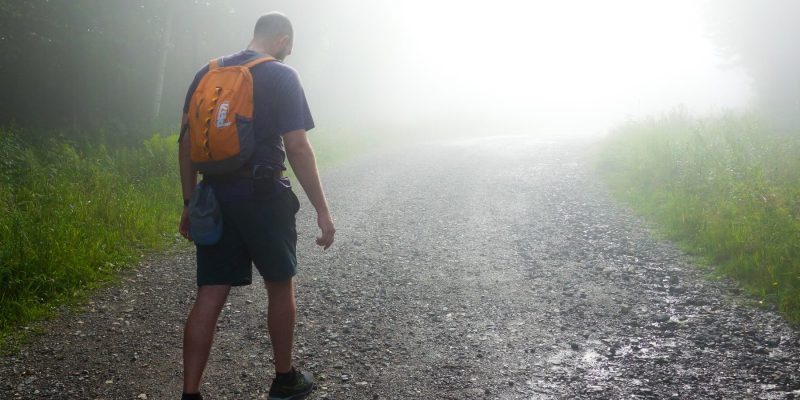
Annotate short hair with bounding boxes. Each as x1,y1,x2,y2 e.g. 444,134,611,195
253,12,293,41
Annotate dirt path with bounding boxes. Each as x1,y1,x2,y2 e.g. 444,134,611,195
2,136,798,399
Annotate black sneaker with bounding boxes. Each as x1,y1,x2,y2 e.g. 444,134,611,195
268,368,315,400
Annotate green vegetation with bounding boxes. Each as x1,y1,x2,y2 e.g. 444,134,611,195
0,128,181,342
0,126,370,345
595,111,800,324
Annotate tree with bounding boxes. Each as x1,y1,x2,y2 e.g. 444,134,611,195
706,0,800,132
0,0,243,137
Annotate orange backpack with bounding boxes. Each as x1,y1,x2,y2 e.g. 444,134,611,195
187,56,275,175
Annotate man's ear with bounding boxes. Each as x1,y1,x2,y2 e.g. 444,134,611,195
278,35,292,52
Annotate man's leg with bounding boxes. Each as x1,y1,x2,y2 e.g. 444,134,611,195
183,284,232,393
265,279,296,373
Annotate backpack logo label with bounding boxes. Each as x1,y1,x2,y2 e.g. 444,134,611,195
215,102,232,128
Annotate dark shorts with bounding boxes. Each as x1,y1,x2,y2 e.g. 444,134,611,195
195,189,300,286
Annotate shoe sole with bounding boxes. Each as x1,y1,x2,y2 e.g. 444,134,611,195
267,383,314,400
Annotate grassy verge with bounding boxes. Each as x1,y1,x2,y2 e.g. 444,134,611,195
0,125,372,347
595,111,800,324
0,128,182,344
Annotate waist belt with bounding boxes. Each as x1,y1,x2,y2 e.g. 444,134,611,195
202,166,283,183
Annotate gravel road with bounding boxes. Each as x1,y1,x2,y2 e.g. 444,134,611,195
2,135,799,399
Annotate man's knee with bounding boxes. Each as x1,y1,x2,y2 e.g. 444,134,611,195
195,284,231,308
265,278,296,311
265,278,294,293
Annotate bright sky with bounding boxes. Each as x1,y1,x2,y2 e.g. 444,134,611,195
354,0,752,135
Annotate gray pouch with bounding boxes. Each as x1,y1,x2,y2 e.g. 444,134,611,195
189,181,223,245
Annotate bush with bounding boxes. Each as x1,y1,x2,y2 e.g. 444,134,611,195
596,111,800,324
0,128,181,337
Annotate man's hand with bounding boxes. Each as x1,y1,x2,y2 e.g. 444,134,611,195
316,211,335,250
285,129,336,250
178,114,197,242
179,206,193,242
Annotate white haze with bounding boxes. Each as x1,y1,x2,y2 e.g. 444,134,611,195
232,0,753,137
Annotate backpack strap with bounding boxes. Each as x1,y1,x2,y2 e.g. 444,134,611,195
208,56,272,71
209,58,221,70
242,56,275,69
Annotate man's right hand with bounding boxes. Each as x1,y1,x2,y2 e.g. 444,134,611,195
316,211,335,250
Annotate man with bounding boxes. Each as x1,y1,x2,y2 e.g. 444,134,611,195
177,12,335,400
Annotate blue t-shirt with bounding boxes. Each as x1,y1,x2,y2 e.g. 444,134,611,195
181,50,315,201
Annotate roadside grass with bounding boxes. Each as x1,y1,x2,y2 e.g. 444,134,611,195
306,126,376,171
0,128,182,346
0,126,372,348
594,111,800,325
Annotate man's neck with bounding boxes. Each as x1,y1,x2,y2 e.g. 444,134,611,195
247,41,273,57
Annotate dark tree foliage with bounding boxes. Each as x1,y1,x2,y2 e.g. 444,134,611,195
0,0,253,138
706,0,800,131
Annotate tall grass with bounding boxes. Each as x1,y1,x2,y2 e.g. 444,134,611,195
0,128,181,339
595,111,800,324
0,125,372,344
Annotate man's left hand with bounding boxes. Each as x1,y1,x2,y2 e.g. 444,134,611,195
179,206,193,242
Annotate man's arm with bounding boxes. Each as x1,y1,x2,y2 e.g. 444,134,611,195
284,129,335,250
179,114,197,241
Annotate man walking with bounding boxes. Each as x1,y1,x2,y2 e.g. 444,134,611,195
177,12,335,400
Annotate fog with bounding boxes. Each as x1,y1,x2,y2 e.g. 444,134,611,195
275,0,753,137
290,0,752,137
4,0,795,139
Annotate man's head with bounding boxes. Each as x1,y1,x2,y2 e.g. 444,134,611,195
251,12,294,60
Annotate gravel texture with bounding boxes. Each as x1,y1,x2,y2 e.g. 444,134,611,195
1,136,798,399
